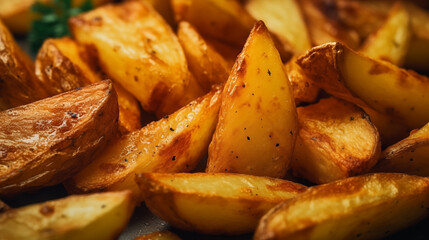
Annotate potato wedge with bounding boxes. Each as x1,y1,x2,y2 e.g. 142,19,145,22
0,191,134,240
291,98,381,184
141,0,176,27
69,1,203,117
254,173,429,240
134,231,181,240
171,0,255,48
245,0,311,55
136,172,307,235
0,81,119,196
297,42,429,129
361,2,411,66
373,122,429,176
206,21,297,178
66,89,222,200
35,37,141,134
284,57,319,105
0,19,48,111
177,21,231,92
299,0,360,49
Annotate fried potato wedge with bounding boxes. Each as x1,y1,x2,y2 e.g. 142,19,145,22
297,42,429,129
207,21,297,178
245,0,311,55
141,0,176,27
177,21,231,92
254,173,429,240
299,0,360,49
136,172,307,235
0,191,134,240
0,81,119,196
66,89,222,200
284,57,319,105
35,37,141,134
361,2,411,66
373,122,429,176
171,0,255,48
291,98,381,184
69,1,203,117
134,231,181,240
0,19,48,111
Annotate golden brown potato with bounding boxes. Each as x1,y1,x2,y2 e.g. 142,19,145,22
0,200,10,213
0,191,135,240
245,0,311,55
134,231,181,240
69,1,203,117
361,2,411,66
299,0,361,49
0,0,112,34
291,98,381,184
66,89,222,200
35,37,141,134
171,0,255,48
373,122,429,176
207,21,297,178
254,173,429,240
140,0,176,27
177,21,231,92
136,172,307,235
297,42,429,130
0,19,48,111
0,81,119,196
284,57,319,105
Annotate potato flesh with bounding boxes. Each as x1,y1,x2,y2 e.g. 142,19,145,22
172,0,255,48
0,81,119,196
0,19,48,110
67,89,222,200
292,98,380,184
207,22,297,178
0,191,134,240
254,173,429,240
177,21,231,92
70,1,202,116
136,172,306,235
374,122,429,176
361,2,411,66
245,0,311,55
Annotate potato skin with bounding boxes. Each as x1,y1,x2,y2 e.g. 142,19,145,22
0,81,119,196
254,173,429,240
0,19,48,110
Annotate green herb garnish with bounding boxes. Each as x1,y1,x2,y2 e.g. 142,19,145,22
28,0,93,53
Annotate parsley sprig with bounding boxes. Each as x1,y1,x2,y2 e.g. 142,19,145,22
28,0,93,53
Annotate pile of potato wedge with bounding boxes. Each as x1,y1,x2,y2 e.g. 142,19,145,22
1,0,429,239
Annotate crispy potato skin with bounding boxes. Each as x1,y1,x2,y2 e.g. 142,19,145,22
136,173,307,235
177,21,231,92
66,89,222,201
292,98,381,184
35,37,141,134
0,81,119,196
0,191,134,240
0,19,48,110
297,42,429,129
284,57,319,105
255,173,429,240
373,122,429,176
134,231,181,240
207,21,298,178
70,1,203,117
